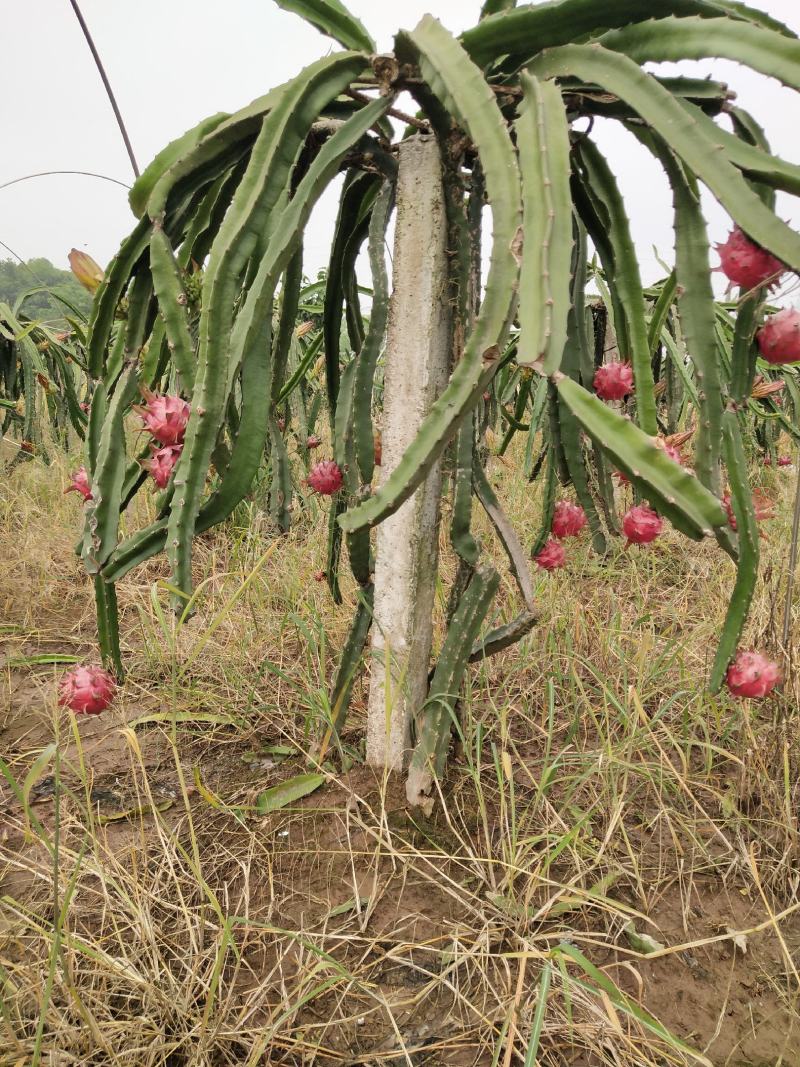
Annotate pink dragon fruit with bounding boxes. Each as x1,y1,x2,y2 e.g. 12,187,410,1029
134,390,190,446
306,434,322,449
307,460,343,495
757,308,800,365
716,227,785,291
534,539,567,571
144,444,183,489
58,665,116,715
778,455,793,467
725,650,781,699
551,501,587,539
65,466,92,501
622,504,663,546
594,361,634,401
656,441,683,466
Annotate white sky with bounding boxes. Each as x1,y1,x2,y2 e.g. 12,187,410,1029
2,0,800,287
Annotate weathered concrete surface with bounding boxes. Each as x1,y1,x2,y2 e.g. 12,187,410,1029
366,135,451,771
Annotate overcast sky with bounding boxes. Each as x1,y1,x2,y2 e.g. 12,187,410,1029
3,0,800,289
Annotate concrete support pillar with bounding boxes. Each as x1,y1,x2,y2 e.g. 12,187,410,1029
365,135,451,771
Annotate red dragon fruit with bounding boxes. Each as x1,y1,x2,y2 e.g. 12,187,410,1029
134,390,190,446
65,466,92,501
551,501,587,539
58,665,116,715
778,455,793,467
725,650,781,699
622,504,663,545
306,434,322,449
757,308,800,365
534,539,567,571
723,490,774,530
716,227,785,292
307,460,343,496
594,361,634,401
144,444,183,489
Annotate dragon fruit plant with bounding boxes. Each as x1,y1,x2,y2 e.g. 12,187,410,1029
78,2,800,752
1,304,90,460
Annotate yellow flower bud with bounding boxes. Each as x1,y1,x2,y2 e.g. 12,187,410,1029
68,249,104,293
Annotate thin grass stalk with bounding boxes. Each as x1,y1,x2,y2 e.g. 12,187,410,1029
782,456,800,647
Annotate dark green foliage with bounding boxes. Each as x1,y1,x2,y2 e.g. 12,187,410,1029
71,0,800,793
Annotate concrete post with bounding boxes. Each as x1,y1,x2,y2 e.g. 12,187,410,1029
365,135,451,771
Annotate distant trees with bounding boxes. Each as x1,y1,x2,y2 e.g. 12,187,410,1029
0,257,93,321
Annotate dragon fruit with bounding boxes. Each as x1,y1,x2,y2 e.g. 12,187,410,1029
535,537,567,571
622,504,663,545
306,434,322,450
58,665,116,715
134,390,190,446
725,650,781,699
723,490,774,530
716,227,785,292
313,569,326,582
551,501,587,539
307,460,343,496
778,455,793,467
65,466,92,501
594,361,634,401
534,539,567,571
655,440,683,466
144,444,183,489
757,308,800,365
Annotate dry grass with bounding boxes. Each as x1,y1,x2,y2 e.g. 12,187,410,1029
1,436,800,1066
